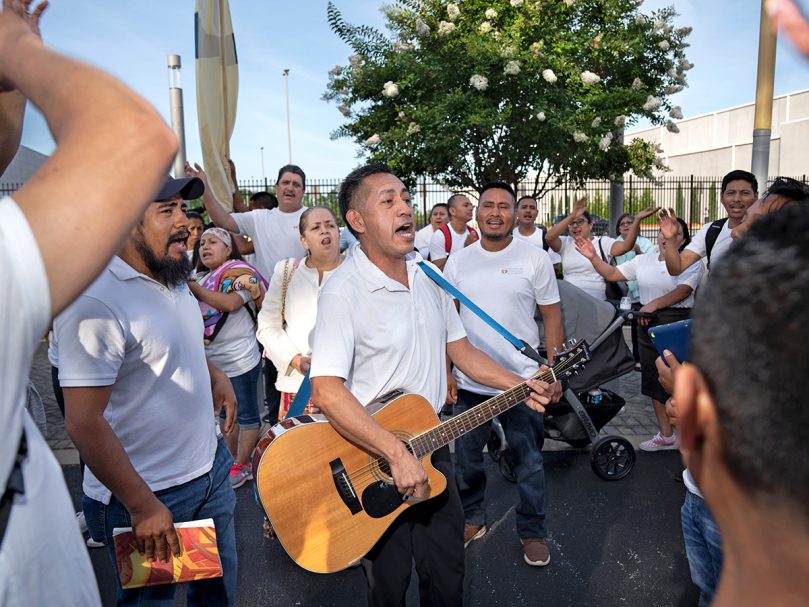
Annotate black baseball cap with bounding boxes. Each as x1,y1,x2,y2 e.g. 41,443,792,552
156,176,205,201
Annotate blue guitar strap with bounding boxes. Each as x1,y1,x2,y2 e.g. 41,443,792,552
416,261,543,363
286,370,311,418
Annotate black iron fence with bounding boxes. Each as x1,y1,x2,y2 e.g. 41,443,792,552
5,173,804,238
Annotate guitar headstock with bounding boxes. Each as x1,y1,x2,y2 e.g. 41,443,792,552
551,338,591,381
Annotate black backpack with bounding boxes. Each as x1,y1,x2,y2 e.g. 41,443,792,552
705,218,729,269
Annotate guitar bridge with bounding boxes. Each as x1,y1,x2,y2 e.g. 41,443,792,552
330,458,362,515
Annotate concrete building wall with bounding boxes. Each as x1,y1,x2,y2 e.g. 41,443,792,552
626,89,809,179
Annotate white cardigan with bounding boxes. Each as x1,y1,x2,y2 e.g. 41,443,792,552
256,255,343,393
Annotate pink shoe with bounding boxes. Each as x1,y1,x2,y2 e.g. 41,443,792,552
229,463,253,488
639,432,678,452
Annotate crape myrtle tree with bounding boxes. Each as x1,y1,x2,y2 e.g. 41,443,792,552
323,0,693,197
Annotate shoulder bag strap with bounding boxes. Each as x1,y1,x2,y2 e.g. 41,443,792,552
705,217,729,268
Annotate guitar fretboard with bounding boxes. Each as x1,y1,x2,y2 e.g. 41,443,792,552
408,367,554,459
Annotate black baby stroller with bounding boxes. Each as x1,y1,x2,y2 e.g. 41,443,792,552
487,280,637,481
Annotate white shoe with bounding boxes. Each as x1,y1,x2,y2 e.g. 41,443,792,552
76,511,88,534
639,432,678,452
86,537,106,549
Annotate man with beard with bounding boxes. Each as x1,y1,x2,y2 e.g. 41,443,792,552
310,164,556,605
443,181,564,566
663,170,758,275
54,177,239,606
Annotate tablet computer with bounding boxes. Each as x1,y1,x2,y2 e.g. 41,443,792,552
648,319,692,363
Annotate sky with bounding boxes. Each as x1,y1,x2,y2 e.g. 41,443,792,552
19,0,809,182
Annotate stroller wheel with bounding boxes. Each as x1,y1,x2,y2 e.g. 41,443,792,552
499,449,517,483
590,436,635,481
486,429,502,462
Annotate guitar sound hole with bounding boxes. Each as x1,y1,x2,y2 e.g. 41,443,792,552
370,440,413,482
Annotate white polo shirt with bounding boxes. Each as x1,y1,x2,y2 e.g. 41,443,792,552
686,220,733,268
444,239,560,396
232,207,307,278
0,197,100,605
55,257,218,505
310,247,466,412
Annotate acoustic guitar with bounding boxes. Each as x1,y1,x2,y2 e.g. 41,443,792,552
253,339,590,573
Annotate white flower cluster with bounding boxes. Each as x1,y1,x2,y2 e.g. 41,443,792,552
653,19,665,31
635,14,646,25
480,21,492,33
643,95,662,112
338,104,350,118
678,58,694,71
530,41,543,57
485,8,498,19
563,0,575,6
416,18,431,37
614,115,626,127
406,122,421,135
665,84,684,94
382,81,400,98
365,133,381,145
631,77,643,90
438,21,456,35
543,69,557,83
348,54,364,67
470,74,489,90
501,45,516,58
599,133,613,151
665,121,680,134
581,70,600,85
659,40,670,51
392,41,412,52
573,131,588,143
669,106,683,119
511,0,524,6
676,26,693,37
329,66,342,76
447,3,460,20
397,111,406,120
536,111,546,122
591,117,601,128
504,60,521,75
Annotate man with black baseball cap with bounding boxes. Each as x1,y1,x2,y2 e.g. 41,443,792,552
55,173,240,605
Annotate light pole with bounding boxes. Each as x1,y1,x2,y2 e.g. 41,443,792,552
751,0,777,191
167,54,187,178
283,68,292,163
260,146,265,183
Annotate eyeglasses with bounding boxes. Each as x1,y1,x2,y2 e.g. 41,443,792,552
619,220,634,227
570,219,588,227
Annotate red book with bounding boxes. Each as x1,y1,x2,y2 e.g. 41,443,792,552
112,519,223,589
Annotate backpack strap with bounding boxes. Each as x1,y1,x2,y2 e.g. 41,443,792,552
440,224,452,255
705,217,729,269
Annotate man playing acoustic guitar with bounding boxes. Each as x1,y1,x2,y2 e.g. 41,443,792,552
309,163,556,606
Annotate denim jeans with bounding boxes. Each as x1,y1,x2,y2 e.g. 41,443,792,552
222,361,261,429
83,437,237,606
681,489,723,607
453,389,547,539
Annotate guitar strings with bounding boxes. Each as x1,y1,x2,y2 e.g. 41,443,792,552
341,352,584,487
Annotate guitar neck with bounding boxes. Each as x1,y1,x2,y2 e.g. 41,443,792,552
408,366,556,459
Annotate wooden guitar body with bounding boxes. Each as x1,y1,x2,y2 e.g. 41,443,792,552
253,390,447,574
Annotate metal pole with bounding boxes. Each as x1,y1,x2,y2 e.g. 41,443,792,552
751,0,777,191
167,54,187,178
608,129,625,237
260,146,265,182
283,68,292,163
218,0,230,160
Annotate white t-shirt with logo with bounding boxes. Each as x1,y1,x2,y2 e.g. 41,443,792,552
558,235,617,300
686,220,733,268
616,252,703,307
444,239,560,396
512,227,562,264
232,207,307,278
428,224,470,261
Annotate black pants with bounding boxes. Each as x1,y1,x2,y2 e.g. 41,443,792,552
361,446,464,607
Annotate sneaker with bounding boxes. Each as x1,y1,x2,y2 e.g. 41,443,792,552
86,536,106,549
522,538,551,567
76,511,88,534
639,432,678,452
229,463,253,489
463,523,486,548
